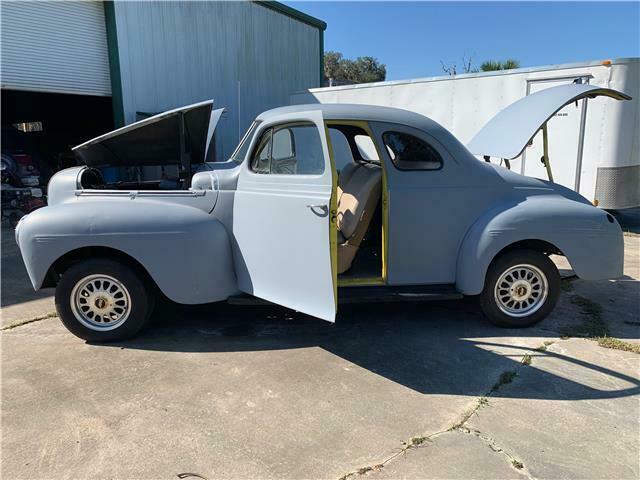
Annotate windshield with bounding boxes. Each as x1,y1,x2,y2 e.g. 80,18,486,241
230,121,260,163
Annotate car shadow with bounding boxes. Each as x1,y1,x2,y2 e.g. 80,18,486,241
100,298,640,401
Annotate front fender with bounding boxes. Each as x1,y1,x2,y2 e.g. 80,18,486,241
16,199,238,304
456,195,623,295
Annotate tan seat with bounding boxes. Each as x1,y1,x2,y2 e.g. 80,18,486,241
336,162,382,274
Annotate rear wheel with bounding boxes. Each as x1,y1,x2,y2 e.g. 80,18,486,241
55,258,153,342
479,249,560,328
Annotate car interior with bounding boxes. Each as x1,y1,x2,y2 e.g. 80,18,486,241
329,125,383,279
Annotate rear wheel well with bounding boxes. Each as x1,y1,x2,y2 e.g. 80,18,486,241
495,239,563,259
44,247,158,292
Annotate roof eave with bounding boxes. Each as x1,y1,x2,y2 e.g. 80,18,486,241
254,1,327,30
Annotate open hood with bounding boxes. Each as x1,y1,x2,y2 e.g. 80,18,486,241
467,84,632,160
73,100,224,167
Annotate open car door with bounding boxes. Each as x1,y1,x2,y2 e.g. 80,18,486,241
232,110,337,321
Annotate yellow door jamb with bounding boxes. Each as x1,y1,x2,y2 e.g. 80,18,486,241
325,120,388,288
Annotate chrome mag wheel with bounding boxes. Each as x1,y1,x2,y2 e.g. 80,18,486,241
494,264,548,318
70,274,132,331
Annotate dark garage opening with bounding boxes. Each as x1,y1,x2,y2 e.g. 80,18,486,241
1,90,114,187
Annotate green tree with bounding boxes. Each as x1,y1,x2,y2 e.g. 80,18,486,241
323,51,386,86
324,51,343,87
480,59,521,72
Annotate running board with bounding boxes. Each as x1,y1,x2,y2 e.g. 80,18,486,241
228,285,462,306
338,284,463,304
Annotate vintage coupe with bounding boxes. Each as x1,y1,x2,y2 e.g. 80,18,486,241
16,84,629,341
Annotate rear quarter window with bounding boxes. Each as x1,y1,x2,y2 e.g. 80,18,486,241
383,131,443,170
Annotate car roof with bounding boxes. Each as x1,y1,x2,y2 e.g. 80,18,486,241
256,103,444,133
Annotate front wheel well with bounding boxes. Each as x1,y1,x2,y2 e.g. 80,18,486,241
44,246,158,291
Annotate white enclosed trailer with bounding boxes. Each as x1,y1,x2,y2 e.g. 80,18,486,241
291,58,639,209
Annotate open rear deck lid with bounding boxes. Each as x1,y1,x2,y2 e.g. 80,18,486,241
466,84,632,160
73,100,223,167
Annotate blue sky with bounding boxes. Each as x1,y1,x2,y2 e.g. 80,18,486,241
286,1,640,81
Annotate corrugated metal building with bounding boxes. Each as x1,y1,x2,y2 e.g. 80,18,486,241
1,1,325,163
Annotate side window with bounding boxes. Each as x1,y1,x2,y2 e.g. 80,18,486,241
250,129,272,174
251,123,325,175
382,131,443,170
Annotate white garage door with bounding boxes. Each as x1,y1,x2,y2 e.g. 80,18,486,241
0,1,111,96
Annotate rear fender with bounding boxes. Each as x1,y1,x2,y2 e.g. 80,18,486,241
456,195,623,295
16,199,238,304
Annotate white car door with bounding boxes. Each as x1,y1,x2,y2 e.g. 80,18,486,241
232,110,337,321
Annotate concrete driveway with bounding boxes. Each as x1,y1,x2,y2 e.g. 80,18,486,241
2,226,639,479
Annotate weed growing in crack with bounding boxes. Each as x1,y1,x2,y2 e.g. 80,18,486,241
478,397,489,407
409,436,429,446
536,341,554,352
492,371,517,392
512,459,524,469
521,353,532,366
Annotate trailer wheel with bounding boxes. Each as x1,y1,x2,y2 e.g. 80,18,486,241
479,249,560,328
55,258,153,342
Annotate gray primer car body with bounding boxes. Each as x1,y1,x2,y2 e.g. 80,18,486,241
16,90,626,320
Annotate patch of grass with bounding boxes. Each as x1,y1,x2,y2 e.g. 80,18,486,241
562,295,608,338
491,371,517,392
521,353,532,366
512,459,524,469
560,280,574,292
596,337,640,354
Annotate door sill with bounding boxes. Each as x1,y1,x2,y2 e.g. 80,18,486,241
338,284,462,304
228,284,462,306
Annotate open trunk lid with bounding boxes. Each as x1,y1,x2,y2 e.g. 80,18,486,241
72,100,224,167
467,84,631,160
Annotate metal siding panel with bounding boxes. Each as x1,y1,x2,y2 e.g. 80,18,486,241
114,1,319,160
0,1,111,96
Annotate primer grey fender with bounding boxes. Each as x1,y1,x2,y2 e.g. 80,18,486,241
16,188,239,304
456,194,624,295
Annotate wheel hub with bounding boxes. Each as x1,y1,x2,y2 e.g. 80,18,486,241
494,264,548,318
70,274,132,331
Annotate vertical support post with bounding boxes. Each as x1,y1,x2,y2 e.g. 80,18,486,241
574,97,589,192
237,80,241,143
178,112,191,189
542,123,553,182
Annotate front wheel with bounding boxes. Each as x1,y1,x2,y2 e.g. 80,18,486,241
55,258,153,342
479,249,560,328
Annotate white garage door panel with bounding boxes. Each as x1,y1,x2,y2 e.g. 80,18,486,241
1,2,111,96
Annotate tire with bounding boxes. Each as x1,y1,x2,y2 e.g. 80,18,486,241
479,249,560,328
55,258,153,342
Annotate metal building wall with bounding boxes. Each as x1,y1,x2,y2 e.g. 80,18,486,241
112,1,321,160
0,1,111,96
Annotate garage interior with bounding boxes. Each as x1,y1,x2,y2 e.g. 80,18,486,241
2,90,114,184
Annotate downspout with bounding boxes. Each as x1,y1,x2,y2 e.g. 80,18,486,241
103,1,125,128
319,28,324,87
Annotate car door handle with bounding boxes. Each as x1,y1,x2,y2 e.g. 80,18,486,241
306,204,329,216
